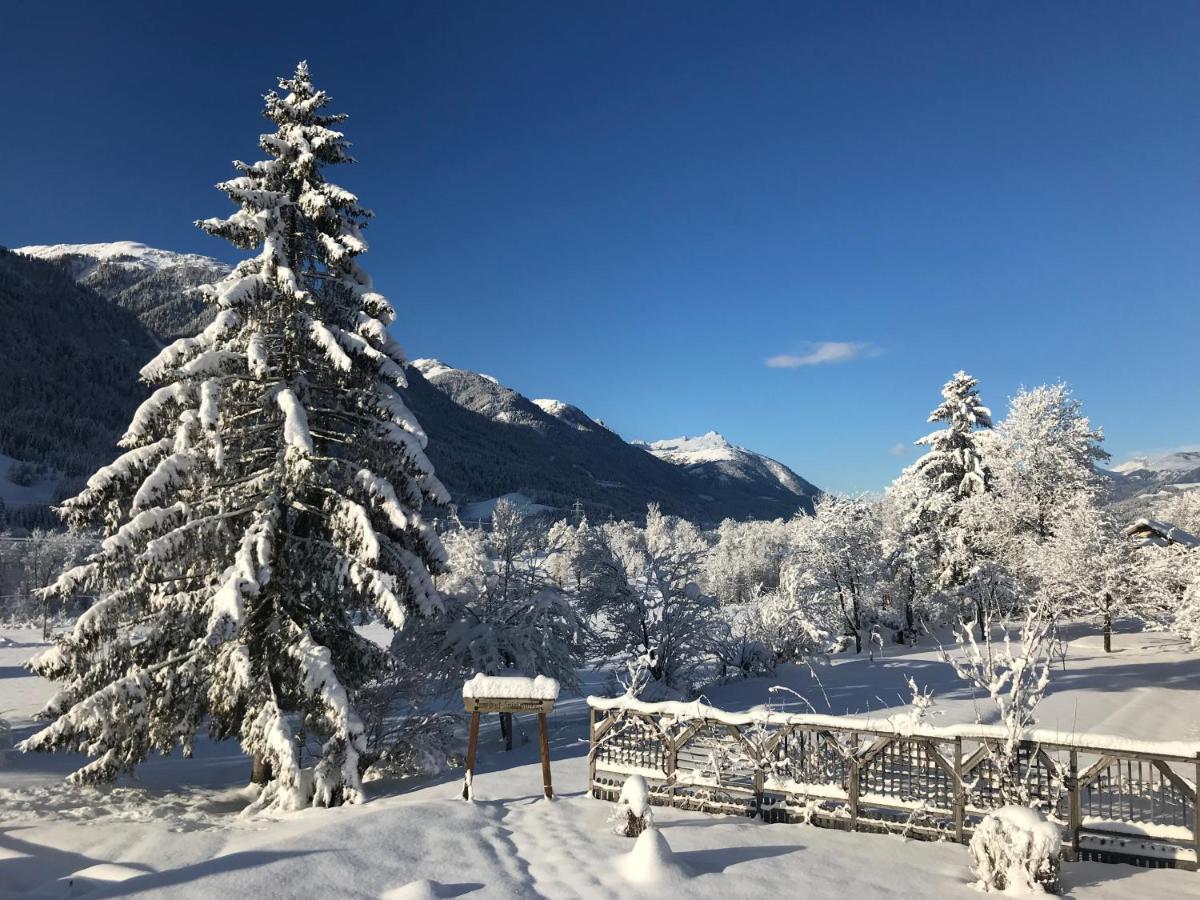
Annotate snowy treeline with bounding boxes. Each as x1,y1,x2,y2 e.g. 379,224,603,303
0,531,95,627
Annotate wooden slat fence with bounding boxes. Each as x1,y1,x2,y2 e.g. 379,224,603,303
588,699,1200,871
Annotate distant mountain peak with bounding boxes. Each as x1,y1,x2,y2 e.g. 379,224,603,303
402,360,819,521
13,240,230,342
1105,448,1200,503
636,432,817,503
639,432,737,460
15,241,227,281
532,398,603,432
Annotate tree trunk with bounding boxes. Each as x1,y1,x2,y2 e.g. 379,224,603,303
500,712,513,752
251,751,273,785
853,629,862,654
975,599,985,642
1103,594,1113,653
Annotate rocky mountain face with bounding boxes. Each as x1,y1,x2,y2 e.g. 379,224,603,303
15,242,229,341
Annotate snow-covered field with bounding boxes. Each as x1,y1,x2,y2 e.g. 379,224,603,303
3,624,1199,899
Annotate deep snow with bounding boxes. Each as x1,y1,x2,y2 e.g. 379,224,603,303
3,624,1200,899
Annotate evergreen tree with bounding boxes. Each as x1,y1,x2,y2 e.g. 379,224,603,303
20,62,448,810
909,371,995,633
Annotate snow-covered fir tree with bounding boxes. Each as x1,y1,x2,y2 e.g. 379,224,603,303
21,62,448,810
907,371,995,633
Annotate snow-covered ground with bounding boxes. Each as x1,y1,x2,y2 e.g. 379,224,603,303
3,624,1199,898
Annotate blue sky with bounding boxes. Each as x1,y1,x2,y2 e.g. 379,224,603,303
3,1,1198,492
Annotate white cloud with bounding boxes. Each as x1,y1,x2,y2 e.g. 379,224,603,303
766,341,880,368
888,442,909,457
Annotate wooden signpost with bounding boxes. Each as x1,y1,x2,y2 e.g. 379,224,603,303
461,674,559,801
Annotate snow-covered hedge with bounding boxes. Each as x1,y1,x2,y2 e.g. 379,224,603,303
969,806,1061,894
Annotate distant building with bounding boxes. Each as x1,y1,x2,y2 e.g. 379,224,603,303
1123,518,1200,550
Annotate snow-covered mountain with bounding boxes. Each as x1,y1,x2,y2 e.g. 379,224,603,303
15,241,229,341
1105,450,1200,502
404,359,818,522
636,432,818,501
2,240,820,524
0,248,160,521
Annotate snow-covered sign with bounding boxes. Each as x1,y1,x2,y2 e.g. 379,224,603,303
462,674,560,713
462,674,559,801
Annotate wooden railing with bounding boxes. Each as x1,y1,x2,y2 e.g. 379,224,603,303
587,697,1200,871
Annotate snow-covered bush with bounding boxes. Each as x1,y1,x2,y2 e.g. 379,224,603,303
617,823,687,887
610,774,653,837
969,805,1061,894
944,601,1059,805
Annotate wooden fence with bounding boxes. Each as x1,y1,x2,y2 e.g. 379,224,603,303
587,697,1200,871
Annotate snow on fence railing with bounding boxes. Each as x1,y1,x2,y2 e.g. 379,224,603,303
586,696,1200,871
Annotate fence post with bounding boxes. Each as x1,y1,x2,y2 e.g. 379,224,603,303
1068,749,1081,862
752,729,765,820
1194,754,1199,873
586,707,597,798
848,751,860,831
954,736,965,844
666,723,679,807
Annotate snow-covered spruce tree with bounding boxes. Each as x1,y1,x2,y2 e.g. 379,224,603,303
20,62,448,809
910,371,995,636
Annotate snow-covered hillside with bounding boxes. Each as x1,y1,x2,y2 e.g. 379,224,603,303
15,241,229,341
637,431,819,502
1106,449,1200,502
404,359,819,522
15,241,225,280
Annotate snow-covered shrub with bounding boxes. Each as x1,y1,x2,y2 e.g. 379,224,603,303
944,602,1059,805
617,823,687,887
360,711,460,782
969,805,1061,894
610,774,653,837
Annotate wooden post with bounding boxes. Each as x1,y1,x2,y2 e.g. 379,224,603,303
848,756,860,831
462,711,481,800
954,736,965,844
1194,755,1199,873
587,707,597,797
1068,749,1081,861
538,712,553,799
